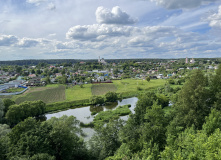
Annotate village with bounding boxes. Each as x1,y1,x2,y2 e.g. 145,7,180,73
0,57,220,94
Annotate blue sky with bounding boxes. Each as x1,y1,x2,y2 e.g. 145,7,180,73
0,0,221,60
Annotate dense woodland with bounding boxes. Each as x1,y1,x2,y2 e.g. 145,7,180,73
0,65,221,159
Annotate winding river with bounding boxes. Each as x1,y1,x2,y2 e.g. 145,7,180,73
45,97,138,140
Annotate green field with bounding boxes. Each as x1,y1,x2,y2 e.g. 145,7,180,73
112,79,166,93
7,79,166,107
15,85,65,104
91,83,117,95
65,84,92,101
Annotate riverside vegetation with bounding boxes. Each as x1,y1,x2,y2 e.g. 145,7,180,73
0,65,221,159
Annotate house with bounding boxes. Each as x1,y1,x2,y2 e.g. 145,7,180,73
97,76,105,81
187,67,192,70
167,74,173,77
92,70,99,73
4,80,24,88
49,65,55,69
157,74,163,79
80,61,86,64
55,73,62,77
25,77,42,87
208,65,214,69
29,74,36,78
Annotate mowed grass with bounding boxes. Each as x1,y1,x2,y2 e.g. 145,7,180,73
112,78,166,93
15,85,65,104
65,84,92,101
91,83,117,96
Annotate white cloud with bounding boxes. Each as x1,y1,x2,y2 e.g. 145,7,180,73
207,5,221,28
26,0,47,6
48,3,56,10
66,24,136,41
150,0,218,9
96,6,137,25
18,38,40,47
0,35,18,46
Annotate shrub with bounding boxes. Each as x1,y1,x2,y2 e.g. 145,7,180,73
90,96,105,105
105,92,118,102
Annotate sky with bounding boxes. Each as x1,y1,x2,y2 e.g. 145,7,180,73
0,0,221,60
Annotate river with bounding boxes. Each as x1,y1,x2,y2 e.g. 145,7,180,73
45,97,138,140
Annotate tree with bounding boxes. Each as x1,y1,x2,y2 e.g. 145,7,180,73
0,124,11,160
16,66,22,74
3,99,15,115
210,64,221,110
6,101,46,125
146,76,150,82
105,92,118,102
167,69,211,142
89,119,124,160
0,99,5,123
7,116,89,160
90,96,105,105
202,108,221,135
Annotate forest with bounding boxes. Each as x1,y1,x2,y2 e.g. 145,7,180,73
0,65,221,160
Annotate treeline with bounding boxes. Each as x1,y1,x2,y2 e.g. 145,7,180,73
0,58,220,66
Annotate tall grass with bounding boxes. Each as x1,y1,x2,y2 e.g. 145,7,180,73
91,84,117,95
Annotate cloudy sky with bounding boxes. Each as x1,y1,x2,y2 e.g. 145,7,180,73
0,0,221,60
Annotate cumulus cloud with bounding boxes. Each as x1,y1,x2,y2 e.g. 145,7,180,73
18,38,40,47
96,6,137,25
26,0,47,6
206,5,221,28
66,24,136,41
56,42,79,50
0,35,18,46
150,0,218,9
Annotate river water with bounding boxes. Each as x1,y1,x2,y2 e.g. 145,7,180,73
45,97,138,140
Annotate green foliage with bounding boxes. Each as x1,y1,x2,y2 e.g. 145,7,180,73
167,79,175,84
29,153,55,160
118,103,168,159
0,124,11,160
89,119,124,160
105,91,118,102
210,64,221,110
3,99,15,114
137,86,142,91
90,96,104,105
46,99,89,112
7,116,89,160
93,105,131,126
167,69,211,146
6,100,46,125
203,109,221,135
146,76,150,82
0,99,5,122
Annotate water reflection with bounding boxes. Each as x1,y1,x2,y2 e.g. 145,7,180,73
89,106,103,113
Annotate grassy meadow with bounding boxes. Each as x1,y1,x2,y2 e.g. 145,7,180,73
65,84,92,101
91,83,117,95
113,79,166,93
